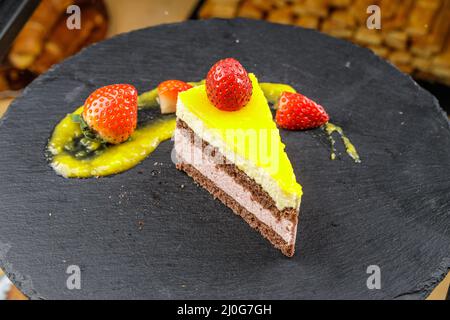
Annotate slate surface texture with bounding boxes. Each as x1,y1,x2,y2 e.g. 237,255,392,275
0,19,449,299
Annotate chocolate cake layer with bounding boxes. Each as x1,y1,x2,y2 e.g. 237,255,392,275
176,162,295,257
176,119,299,222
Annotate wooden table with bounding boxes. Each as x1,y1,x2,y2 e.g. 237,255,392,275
0,99,9,117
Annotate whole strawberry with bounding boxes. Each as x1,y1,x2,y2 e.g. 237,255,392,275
206,58,252,111
275,92,329,130
157,80,192,114
82,84,138,144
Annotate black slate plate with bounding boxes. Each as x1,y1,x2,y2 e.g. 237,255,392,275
0,19,449,300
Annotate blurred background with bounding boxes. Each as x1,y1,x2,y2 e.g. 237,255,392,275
0,0,449,300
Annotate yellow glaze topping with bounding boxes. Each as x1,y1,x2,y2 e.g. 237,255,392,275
178,74,302,197
324,122,361,163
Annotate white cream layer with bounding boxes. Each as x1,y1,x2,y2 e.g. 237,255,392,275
175,128,297,244
176,98,301,211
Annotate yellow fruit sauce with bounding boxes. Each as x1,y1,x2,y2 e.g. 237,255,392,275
47,106,175,178
324,122,361,163
259,82,296,105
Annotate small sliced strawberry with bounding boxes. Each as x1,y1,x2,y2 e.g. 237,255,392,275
157,80,192,114
82,84,138,144
206,58,252,111
275,92,329,130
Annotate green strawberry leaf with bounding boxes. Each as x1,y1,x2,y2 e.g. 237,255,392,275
71,113,106,144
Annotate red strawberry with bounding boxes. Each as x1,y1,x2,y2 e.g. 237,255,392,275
206,58,252,111
83,84,138,144
157,80,192,114
275,92,329,130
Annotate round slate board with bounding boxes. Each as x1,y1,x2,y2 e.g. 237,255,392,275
0,19,449,300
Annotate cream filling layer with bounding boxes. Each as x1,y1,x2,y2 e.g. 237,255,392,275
176,99,301,211
175,128,297,244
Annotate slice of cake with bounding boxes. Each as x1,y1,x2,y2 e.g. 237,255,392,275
175,59,302,256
